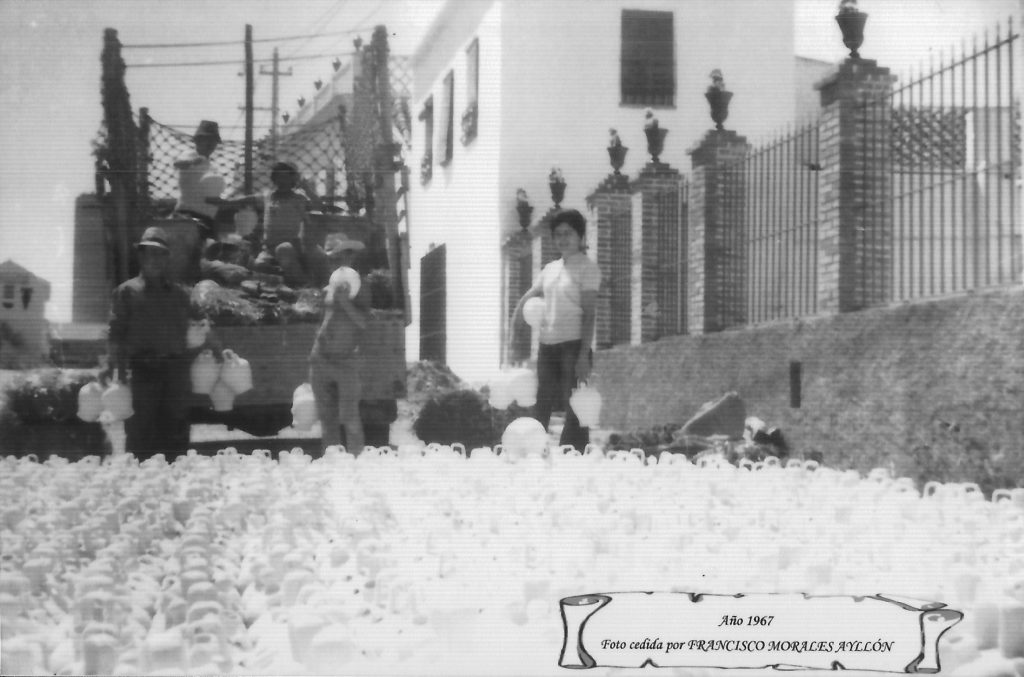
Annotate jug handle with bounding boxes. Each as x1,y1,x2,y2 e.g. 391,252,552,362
992,489,1013,503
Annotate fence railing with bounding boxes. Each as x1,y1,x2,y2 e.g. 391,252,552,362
859,20,1022,303
731,120,822,324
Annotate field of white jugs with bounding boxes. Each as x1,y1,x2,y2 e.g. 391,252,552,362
1,444,1023,676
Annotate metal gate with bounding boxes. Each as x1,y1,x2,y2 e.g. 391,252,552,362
419,244,447,364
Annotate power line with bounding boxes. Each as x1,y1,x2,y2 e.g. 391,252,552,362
121,27,370,49
284,0,349,59
127,50,357,69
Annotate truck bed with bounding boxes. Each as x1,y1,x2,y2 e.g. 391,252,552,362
210,316,406,407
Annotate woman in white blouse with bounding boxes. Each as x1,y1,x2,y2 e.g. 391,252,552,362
511,209,601,451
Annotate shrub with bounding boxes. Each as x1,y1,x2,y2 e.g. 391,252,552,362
406,360,464,405
0,369,108,460
413,389,532,448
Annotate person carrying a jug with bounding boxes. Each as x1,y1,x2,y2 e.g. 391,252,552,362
309,234,370,455
106,226,195,460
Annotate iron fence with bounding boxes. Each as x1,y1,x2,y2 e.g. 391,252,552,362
725,120,822,324
861,18,1022,303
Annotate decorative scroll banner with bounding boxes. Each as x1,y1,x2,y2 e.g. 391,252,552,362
559,592,962,672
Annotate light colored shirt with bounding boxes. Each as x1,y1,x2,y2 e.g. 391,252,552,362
264,190,309,247
175,152,219,219
537,251,601,345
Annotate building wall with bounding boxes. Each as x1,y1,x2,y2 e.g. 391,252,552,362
498,0,796,243
72,194,111,324
409,0,797,382
794,56,835,120
0,261,51,365
407,2,504,381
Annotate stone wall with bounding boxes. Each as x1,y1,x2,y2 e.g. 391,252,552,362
594,286,1024,468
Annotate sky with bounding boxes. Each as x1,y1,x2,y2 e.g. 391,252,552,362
0,0,1018,322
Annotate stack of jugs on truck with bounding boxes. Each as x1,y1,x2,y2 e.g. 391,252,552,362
189,348,253,412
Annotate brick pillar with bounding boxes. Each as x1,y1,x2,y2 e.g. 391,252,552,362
631,161,684,342
815,58,896,313
687,130,749,334
536,206,561,267
587,172,632,348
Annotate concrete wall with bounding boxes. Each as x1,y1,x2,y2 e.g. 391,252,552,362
594,286,1024,470
72,194,110,324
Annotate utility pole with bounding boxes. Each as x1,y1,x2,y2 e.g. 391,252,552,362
259,48,292,158
244,24,254,193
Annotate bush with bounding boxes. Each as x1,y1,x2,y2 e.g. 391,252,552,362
413,389,532,448
406,360,464,405
0,369,108,460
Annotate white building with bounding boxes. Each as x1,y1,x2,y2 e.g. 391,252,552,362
0,259,51,367
407,0,803,383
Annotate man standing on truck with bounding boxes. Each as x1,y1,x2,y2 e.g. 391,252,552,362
106,227,193,460
174,120,222,241
310,235,369,455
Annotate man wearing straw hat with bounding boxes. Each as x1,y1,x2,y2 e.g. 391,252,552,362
106,226,194,460
309,234,370,455
174,120,223,240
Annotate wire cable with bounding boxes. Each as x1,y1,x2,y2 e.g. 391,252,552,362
122,26,371,49
127,50,357,69
284,0,349,59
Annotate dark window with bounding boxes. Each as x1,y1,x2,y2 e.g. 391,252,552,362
462,38,479,145
621,10,675,107
420,244,446,364
789,361,802,409
419,97,434,184
438,71,455,165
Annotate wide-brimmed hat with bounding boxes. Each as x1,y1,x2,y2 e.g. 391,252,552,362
136,226,170,252
325,234,366,258
193,120,221,142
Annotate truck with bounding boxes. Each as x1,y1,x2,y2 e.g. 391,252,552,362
95,26,410,445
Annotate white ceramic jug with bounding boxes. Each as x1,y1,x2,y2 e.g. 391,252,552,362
523,297,545,329
77,381,104,422
501,417,548,458
209,380,235,412
190,350,220,395
291,383,318,431
220,349,253,395
569,384,602,427
100,381,133,421
508,368,538,408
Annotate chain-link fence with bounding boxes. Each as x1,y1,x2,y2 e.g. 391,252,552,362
142,113,349,211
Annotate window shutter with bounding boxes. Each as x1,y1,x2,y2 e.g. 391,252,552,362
437,71,454,164
621,10,675,107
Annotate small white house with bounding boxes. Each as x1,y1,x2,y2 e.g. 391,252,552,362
0,259,51,366
408,0,802,383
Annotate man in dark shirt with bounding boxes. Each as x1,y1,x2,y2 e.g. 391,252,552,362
107,226,193,460
310,235,369,455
